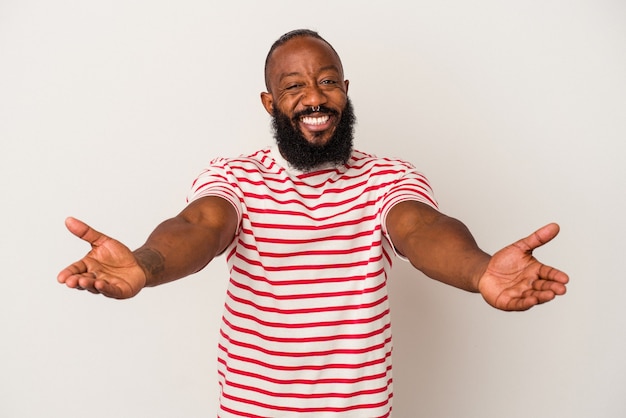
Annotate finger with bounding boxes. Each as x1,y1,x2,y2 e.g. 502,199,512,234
505,297,536,311
60,273,124,297
59,272,96,291
67,274,105,295
505,292,556,311
498,278,567,312
512,223,561,253
519,292,554,309
57,260,89,283
93,280,132,299
532,278,568,296
537,263,570,285
64,217,108,246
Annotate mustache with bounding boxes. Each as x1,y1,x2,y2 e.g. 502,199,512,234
293,105,339,119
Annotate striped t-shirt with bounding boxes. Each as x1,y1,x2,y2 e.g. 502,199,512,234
188,146,438,417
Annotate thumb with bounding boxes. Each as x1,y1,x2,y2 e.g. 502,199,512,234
513,222,561,253
65,217,107,246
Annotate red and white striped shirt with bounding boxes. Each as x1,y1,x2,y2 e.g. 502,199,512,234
188,146,438,417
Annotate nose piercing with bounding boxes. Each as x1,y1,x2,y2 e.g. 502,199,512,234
312,106,320,112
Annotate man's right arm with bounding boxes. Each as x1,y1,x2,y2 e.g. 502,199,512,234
135,196,238,287
58,196,238,299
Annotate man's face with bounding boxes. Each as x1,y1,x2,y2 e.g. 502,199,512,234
261,36,351,154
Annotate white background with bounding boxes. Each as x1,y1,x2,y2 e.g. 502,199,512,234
1,1,624,417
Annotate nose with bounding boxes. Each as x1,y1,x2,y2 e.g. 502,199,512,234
301,84,327,108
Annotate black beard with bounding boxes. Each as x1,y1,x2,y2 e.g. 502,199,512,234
271,98,356,172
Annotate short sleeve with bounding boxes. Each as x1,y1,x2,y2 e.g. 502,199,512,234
380,161,438,260
187,157,243,227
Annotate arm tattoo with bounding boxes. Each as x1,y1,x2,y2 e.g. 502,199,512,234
134,248,165,283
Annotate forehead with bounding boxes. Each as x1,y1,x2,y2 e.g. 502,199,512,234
266,37,344,88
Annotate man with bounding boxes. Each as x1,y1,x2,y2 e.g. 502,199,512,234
58,29,569,417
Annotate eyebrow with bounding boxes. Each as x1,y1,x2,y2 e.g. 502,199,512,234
278,65,342,82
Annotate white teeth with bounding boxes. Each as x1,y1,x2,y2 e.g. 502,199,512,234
301,115,329,125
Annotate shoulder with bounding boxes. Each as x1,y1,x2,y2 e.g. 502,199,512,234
201,147,283,176
208,147,271,166
349,149,418,173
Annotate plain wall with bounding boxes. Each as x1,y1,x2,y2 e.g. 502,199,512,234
1,1,625,417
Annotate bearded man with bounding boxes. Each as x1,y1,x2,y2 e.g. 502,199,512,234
58,29,569,417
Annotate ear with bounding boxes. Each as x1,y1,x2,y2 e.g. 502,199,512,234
260,92,274,115
344,79,349,93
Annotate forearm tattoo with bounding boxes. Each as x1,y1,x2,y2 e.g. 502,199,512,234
134,248,165,282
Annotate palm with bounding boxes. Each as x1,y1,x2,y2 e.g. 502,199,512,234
478,223,569,311
57,217,146,299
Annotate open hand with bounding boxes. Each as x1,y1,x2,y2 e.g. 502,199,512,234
478,223,569,311
57,217,146,299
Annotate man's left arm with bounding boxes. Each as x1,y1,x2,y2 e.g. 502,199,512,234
386,200,569,311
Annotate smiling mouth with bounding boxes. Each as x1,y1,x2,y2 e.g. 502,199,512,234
294,106,339,139
301,115,330,126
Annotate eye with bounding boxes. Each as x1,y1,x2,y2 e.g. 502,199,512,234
285,83,302,90
321,79,337,85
